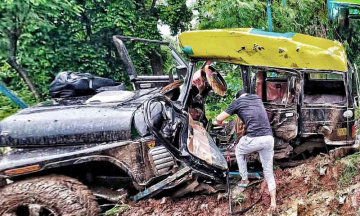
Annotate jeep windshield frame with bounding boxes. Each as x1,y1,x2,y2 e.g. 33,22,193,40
113,35,188,76
113,35,192,107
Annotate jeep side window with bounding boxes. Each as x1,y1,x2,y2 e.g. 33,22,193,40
304,73,346,105
309,73,343,80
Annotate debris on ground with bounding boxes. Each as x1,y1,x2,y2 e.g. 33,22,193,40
121,152,360,215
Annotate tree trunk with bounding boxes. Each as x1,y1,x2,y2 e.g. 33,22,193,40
7,34,41,99
149,49,164,75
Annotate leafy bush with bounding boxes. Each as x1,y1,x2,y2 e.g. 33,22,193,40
205,64,243,120
0,0,192,115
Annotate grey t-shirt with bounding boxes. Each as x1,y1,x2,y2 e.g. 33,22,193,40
225,94,273,137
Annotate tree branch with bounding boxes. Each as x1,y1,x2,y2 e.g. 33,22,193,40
81,12,92,41
150,0,157,14
7,33,41,99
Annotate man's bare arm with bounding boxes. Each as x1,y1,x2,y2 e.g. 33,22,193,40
215,111,231,125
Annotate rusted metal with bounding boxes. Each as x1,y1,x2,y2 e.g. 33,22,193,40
266,107,297,142
274,145,293,159
301,106,355,144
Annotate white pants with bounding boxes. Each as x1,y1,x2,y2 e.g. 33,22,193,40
235,135,276,191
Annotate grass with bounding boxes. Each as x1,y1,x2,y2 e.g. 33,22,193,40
0,147,7,155
235,192,247,206
105,203,131,216
338,152,360,188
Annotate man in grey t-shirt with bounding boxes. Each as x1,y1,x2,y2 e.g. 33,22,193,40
214,89,276,213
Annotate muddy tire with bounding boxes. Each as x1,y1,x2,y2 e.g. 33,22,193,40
0,175,99,216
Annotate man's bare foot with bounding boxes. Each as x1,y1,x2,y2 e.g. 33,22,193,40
267,202,276,215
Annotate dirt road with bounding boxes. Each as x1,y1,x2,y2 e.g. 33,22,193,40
122,153,360,215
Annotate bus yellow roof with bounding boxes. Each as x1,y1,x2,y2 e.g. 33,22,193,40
178,28,348,72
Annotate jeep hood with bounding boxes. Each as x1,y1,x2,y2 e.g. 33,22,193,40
0,88,159,147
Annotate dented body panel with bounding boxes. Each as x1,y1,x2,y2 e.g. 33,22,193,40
179,28,348,72
301,106,355,144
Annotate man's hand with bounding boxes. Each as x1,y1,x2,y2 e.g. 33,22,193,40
212,120,225,127
214,111,231,127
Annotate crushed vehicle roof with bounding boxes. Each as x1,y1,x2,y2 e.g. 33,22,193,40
178,28,348,72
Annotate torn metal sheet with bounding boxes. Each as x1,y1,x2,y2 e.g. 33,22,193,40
266,106,298,142
187,115,228,171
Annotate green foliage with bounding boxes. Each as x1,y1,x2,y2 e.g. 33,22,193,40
0,0,192,118
195,0,267,30
105,203,131,215
338,152,360,188
341,21,360,68
158,0,193,35
205,63,243,120
196,0,329,35
0,61,39,120
235,192,247,206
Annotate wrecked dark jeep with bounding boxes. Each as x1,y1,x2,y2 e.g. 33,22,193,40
0,36,229,215
0,28,359,215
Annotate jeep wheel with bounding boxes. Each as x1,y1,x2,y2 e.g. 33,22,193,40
0,175,99,216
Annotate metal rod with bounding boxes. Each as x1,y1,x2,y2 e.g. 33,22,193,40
227,170,232,214
0,82,27,109
328,0,332,21
266,0,273,32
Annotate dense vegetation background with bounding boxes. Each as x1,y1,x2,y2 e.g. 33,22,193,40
0,0,359,120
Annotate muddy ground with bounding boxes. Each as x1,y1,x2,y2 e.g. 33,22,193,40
118,152,360,215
